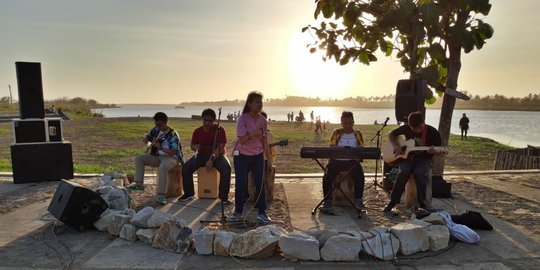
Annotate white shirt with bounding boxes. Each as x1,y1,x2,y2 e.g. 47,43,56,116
157,130,170,156
337,132,358,148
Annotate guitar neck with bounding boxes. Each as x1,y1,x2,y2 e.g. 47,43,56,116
408,146,445,151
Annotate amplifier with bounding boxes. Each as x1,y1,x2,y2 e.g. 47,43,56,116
11,142,74,184
12,118,63,143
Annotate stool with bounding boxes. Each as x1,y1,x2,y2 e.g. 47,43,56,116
247,166,276,203
404,175,433,208
156,163,183,197
197,168,220,199
332,171,355,207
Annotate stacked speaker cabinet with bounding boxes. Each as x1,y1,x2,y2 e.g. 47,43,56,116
395,79,427,123
11,62,74,184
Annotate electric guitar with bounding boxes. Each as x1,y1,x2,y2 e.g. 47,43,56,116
382,139,450,165
269,139,289,148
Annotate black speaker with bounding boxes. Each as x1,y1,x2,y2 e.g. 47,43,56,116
48,180,108,231
16,62,45,119
47,119,63,142
13,119,47,143
395,79,427,123
10,142,74,184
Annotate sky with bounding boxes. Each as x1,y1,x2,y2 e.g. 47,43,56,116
0,0,539,104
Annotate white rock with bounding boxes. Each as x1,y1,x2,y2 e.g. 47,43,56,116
194,229,215,255
130,207,154,228
361,232,400,261
341,230,374,240
152,218,192,253
108,189,130,210
411,219,432,228
108,214,131,236
136,228,159,244
306,229,339,248
96,185,115,195
229,225,282,258
427,225,450,251
390,223,430,255
421,213,446,225
370,226,390,235
119,224,138,241
279,232,320,261
123,208,136,217
213,231,237,256
320,235,362,261
100,175,112,184
93,209,121,231
147,211,173,228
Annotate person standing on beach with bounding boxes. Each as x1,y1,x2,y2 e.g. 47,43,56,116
459,113,470,140
129,112,183,204
228,91,272,224
179,108,231,204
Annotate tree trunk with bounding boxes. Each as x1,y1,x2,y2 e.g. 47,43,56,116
432,44,462,175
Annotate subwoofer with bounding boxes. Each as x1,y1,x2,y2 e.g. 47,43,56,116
395,79,427,123
48,180,108,231
10,142,74,184
16,62,45,119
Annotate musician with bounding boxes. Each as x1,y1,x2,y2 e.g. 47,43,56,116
178,109,231,203
383,111,442,212
323,111,365,208
129,112,183,204
229,91,272,224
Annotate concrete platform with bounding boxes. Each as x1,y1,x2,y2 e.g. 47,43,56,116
0,172,539,269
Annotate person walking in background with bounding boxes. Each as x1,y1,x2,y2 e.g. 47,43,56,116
459,113,470,140
310,110,314,123
291,111,294,122
315,116,323,134
229,91,272,224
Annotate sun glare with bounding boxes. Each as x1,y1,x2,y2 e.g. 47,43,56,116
287,32,357,99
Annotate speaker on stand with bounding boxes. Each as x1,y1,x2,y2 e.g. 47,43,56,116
395,79,427,124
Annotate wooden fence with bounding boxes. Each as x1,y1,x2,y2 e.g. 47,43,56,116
494,145,540,170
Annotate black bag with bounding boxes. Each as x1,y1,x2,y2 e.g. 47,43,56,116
432,175,452,198
451,210,494,230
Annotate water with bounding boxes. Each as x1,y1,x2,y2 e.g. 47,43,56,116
94,104,540,148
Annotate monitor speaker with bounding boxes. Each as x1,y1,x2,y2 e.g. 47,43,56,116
48,180,108,231
395,79,427,123
16,62,45,119
10,142,74,184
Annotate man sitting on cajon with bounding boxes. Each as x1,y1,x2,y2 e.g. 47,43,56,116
383,111,441,213
179,108,231,203
322,111,365,208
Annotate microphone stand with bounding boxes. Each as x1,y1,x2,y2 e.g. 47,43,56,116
366,117,389,190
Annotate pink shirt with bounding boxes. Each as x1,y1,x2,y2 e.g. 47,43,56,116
235,113,268,156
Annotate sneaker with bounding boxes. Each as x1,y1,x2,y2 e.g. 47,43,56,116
177,194,194,202
256,213,272,224
126,183,144,191
354,198,365,208
382,202,396,212
155,194,167,204
228,212,243,222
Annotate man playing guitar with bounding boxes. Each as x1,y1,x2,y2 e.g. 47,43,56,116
128,112,184,204
383,111,442,212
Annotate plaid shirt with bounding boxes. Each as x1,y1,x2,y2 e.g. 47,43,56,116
146,127,183,161
329,128,364,147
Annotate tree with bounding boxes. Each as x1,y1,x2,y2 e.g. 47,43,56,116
304,0,494,174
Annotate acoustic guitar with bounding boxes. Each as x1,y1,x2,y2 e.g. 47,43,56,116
382,139,450,165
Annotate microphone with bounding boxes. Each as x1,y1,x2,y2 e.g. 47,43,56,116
383,117,390,126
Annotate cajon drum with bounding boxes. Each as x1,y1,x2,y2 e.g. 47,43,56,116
332,171,355,207
165,164,183,197
405,175,433,208
247,166,276,203
197,168,220,199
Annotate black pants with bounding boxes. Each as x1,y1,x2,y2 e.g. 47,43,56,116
389,157,432,207
182,154,231,201
461,128,468,139
323,159,365,201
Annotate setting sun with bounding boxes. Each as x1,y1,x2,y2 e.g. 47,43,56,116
287,32,358,99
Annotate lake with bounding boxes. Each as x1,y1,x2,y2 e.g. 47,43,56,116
95,104,540,148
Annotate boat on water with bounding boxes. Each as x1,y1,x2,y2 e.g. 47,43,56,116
175,105,185,109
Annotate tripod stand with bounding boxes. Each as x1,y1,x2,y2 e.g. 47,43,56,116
365,117,389,190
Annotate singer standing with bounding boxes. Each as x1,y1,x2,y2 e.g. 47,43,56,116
228,91,272,224
322,111,366,208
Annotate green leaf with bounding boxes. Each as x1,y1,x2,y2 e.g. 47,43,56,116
309,47,317,54
427,43,446,63
419,65,440,84
301,26,308,33
479,22,494,39
358,51,370,65
462,31,475,53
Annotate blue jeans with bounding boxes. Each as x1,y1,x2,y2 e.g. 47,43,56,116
181,154,231,201
234,153,266,214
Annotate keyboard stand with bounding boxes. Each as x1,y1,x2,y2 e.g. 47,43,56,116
310,158,363,218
